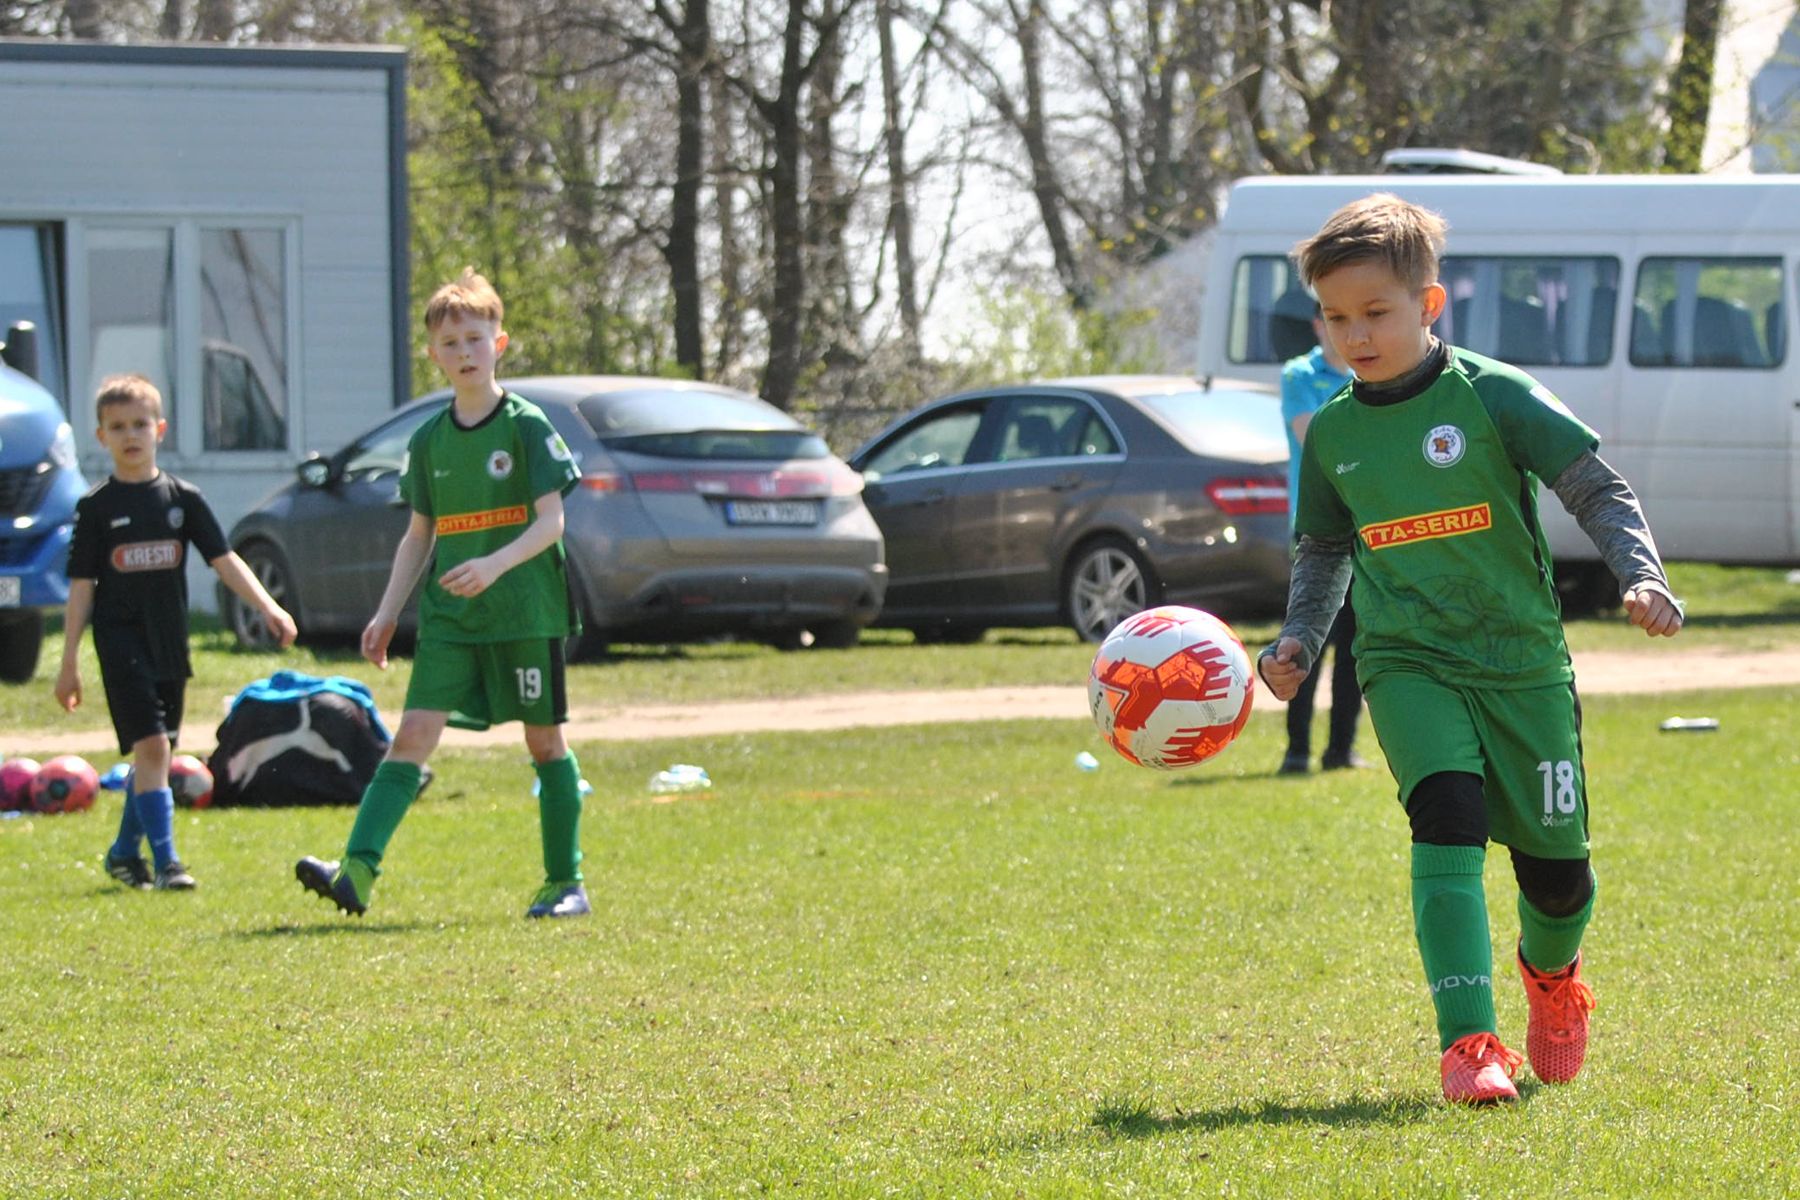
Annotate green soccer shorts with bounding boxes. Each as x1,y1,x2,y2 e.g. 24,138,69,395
1362,670,1589,859
405,637,569,731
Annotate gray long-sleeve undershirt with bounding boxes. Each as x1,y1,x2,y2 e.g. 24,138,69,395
1267,450,1675,673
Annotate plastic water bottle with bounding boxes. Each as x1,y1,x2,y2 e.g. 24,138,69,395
1658,717,1719,732
649,764,712,794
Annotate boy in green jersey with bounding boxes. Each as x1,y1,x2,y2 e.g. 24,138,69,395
1258,195,1684,1104
296,268,590,920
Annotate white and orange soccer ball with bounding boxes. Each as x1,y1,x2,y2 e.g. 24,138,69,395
1088,605,1256,769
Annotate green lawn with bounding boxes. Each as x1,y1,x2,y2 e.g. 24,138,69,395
3,683,1797,1196
4,562,1796,741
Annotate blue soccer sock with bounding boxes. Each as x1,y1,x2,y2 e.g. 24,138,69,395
109,775,144,861
137,787,179,871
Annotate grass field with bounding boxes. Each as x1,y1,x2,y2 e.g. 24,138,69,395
4,562,1797,740
3,678,1797,1196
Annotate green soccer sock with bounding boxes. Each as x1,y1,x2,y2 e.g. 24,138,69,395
535,753,584,884
1412,844,1497,1052
345,760,425,875
1518,872,1596,974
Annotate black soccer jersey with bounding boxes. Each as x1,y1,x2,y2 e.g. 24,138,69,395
67,472,229,679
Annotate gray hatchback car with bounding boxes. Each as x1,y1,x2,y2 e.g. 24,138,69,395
219,376,887,655
848,375,1291,642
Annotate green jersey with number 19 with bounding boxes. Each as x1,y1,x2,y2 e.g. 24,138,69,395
400,392,582,643
1293,347,1598,690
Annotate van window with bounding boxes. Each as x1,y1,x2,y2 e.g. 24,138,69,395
1438,257,1618,367
1228,257,1314,364
1227,253,1620,367
1630,257,1784,369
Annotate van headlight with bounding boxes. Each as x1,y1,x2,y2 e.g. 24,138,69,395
46,423,77,471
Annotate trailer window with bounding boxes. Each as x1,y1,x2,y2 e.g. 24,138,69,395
1437,257,1619,367
1630,257,1784,369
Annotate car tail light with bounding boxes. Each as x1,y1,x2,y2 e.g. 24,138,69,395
579,470,628,493
1205,477,1288,515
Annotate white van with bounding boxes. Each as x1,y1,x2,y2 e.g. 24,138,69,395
1197,174,1800,604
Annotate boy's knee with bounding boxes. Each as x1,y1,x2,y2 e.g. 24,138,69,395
1405,772,1488,846
388,712,445,762
524,725,568,763
131,733,173,765
1511,850,1593,918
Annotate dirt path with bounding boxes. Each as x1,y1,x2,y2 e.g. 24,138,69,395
14,646,1798,758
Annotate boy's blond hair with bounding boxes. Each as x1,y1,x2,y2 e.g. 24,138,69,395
1292,193,1449,293
424,267,504,332
94,373,164,423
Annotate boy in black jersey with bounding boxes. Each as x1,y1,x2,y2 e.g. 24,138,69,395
55,374,296,890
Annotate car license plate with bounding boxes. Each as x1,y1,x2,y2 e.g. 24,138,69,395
0,576,18,606
725,500,819,526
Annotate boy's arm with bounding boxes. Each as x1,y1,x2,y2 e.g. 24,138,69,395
437,491,566,599
1548,451,1683,637
1257,535,1354,699
210,551,299,648
53,577,95,712
363,511,437,669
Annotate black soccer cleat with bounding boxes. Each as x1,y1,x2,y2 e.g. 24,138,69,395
296,855,368,916
154,861,197,891
105,852,153,890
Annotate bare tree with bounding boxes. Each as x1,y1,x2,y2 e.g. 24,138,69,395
1663,0,1723,171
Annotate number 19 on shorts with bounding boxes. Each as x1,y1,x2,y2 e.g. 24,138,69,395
516,667,543,703
1537,759,1579,815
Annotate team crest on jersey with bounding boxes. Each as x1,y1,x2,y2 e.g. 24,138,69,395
546,432,573,463
1422,424,1465,467
167,505,184,530
487,449,514,480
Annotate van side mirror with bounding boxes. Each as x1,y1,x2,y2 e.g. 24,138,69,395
0,321,40,383
297,454,333,487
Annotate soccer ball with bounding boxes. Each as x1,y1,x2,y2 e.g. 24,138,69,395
1088,605,1256,769
30,755,100,814
169,754,215,809
0,758,40,811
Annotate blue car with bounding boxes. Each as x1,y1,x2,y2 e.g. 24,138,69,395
0,340,85,683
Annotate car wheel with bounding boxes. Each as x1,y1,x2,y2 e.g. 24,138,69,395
910,622,988,645
1554,562,1621,617
0,609,44,684
807,619,863,650
564,626,608,663
1064,536,1158,643
226,541,300,650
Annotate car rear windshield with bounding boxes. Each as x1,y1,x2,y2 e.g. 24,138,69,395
576,390,829,460
1132,390,1287,460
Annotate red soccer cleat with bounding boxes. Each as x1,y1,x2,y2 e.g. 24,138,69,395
1440,1032,1522,1105
1519,947,1596,1084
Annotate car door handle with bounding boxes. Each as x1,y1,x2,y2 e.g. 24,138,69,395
904,488,948,507
1050,473,1082,492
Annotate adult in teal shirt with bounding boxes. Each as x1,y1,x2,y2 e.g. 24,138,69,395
1278,305,1366,773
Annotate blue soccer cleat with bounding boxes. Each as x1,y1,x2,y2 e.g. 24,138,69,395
296,855,370,916
526,882,590,919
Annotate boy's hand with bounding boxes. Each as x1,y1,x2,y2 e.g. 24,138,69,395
54,664,81,713
362,614,398,669
438,554,502,598
1257,637,1309,702
1623,586,1683,637
264,605,299,648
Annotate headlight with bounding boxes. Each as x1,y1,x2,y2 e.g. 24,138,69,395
46,423,77,471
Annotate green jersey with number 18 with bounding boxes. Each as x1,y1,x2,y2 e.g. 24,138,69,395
400,393,582,643
1293,347,1598,690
